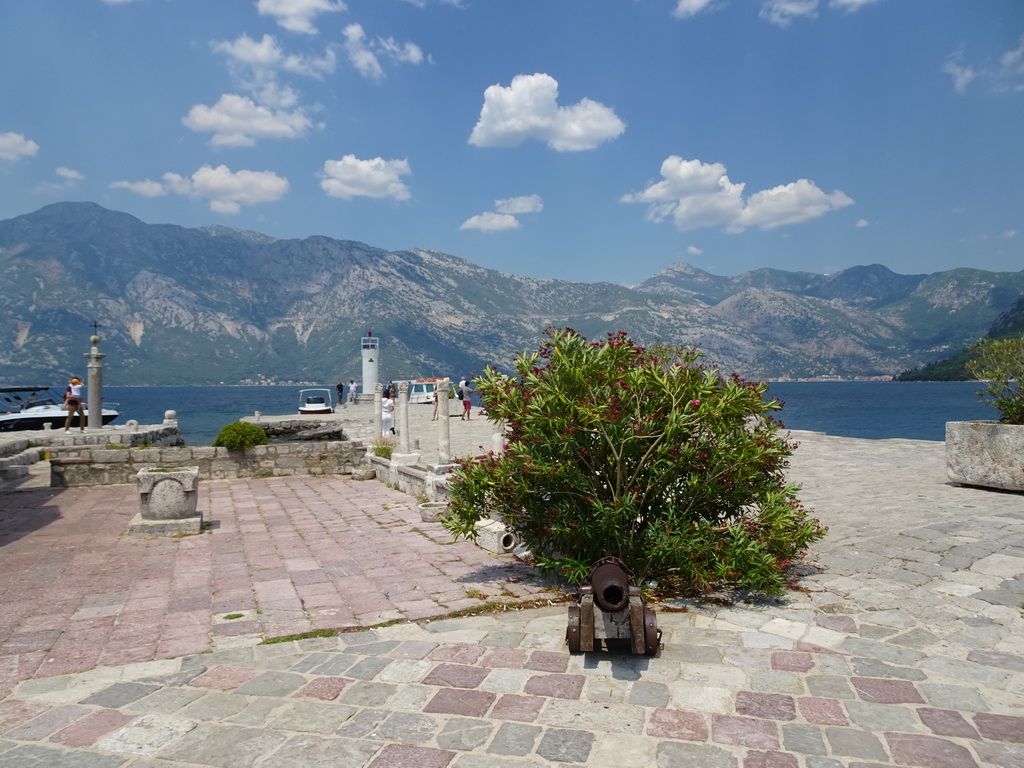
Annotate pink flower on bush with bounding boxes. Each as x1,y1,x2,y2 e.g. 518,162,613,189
690,399,701,407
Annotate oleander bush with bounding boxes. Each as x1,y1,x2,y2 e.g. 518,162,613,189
966,334,1024,425
442,328,826,597
212,421,268,451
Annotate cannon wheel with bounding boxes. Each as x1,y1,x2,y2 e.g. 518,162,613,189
566,604,582,653
643,608,661,656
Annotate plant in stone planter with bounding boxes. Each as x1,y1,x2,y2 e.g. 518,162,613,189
946,333,1024,492
965,334,1024,424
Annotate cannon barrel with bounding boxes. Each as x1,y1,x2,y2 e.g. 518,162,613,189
589,557,631,613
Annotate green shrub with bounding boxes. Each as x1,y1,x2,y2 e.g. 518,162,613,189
442,328,826,597
213,421,268,451
966,334,1024,424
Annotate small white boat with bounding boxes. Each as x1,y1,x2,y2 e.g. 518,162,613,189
405,378,457,405
0,386,120,432
298,388,335,415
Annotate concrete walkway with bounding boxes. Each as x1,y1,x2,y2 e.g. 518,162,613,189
0,432,1021,766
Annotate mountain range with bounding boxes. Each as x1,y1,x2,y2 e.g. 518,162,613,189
1,202,1022,387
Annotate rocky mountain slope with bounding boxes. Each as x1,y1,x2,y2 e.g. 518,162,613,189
1,202,1021,386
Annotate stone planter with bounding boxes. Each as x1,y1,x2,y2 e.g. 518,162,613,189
946,421,1024,492
129,466,202,536
419,501,448,522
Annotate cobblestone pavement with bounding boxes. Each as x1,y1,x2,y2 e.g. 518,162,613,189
0,432,1021,766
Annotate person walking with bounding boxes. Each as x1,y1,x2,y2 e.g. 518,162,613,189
459,376,473,421
431,386,439,420
347,379,358,404
63,376,85,432
381,388,395,436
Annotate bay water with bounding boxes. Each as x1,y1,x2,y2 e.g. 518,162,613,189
102,381,994,447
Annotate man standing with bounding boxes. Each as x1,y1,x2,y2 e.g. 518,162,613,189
348,379,358,404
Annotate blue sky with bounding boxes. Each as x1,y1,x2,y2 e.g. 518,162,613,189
1,0,1021,285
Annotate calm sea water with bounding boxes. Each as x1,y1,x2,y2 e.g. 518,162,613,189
100,381,994,447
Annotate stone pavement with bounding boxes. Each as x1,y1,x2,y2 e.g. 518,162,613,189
0,432,1021,766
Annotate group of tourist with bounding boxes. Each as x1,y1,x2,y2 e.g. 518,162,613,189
378,376,476,436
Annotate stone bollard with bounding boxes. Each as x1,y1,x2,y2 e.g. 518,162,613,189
128,466,202,537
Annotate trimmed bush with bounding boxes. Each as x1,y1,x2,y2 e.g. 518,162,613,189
442,328,826,597
213,421,268,451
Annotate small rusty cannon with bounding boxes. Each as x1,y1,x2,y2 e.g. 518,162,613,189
566,556,661,655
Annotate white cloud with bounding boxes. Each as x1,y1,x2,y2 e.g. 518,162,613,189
110,179,166,197
212,33,337,80
687,245,703,255
622,156,853,233
829,0,881,11
33,167,85,196
469,73,625,152
256,0,346,35
182,93,312,147
741,179,854,229
112,165,289,214
672,0,719,19
319,155,411,200
759,0,818,27
943,51,977,95
944,37,1024,94
460,212,520,232
343,24,425,80
495,194,543,215
0,131,39,161
855,218,869,227
343,24,383,80
401,0,464,6
1003,229,1018,240
56,166,83,181
462,194,543,231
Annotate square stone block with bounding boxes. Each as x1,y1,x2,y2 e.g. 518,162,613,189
137,466,199,520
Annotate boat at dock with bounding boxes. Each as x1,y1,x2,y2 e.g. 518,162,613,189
0,386,120,432
298,388,335,415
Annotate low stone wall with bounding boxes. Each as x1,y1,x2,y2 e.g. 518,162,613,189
366,454,452,501
50,441,366,487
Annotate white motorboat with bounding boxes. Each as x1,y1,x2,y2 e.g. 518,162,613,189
405,378,457,405
0,386,120,432
298,388,335,415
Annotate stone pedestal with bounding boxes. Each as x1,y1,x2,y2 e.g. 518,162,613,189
128,466,202,536
946,421,1024,492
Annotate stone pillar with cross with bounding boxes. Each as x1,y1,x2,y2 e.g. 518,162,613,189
85,322,107,430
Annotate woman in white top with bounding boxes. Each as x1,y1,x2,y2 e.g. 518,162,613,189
64,376,85,432
381,391,395,436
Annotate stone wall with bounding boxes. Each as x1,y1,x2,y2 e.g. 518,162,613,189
366,454,452,501
50,441,366,487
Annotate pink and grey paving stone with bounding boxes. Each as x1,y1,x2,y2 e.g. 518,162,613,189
0,432,1021,766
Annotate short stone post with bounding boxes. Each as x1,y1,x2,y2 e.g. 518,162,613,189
373,383,383,439
398,381,410,453
437,377,451,465
129,466,202,536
